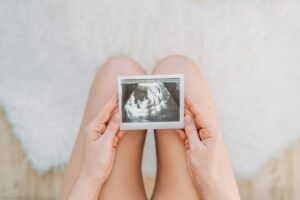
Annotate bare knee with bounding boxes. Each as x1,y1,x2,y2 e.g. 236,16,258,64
90,56,146,95
100,55,146,76
152,55,198,75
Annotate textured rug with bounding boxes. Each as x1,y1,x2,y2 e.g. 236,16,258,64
0,0,299,178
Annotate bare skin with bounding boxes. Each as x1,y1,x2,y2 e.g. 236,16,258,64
60,55,240,200
180,97,240,200
151,55,240,200
69,96,121,200
59,56,148,200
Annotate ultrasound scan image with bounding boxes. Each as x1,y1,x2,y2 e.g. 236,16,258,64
121,78,180,123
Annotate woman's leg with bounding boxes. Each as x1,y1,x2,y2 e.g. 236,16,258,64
151,55,221,199
60,56,147,200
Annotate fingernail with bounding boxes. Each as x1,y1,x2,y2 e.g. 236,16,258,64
185,115,192,124
114,113,120,122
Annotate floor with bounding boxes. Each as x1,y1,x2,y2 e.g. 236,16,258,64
1,108,299,200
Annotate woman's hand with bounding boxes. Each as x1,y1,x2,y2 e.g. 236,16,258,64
177,96,240,200
69,95,124,200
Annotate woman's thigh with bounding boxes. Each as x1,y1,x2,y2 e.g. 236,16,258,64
151,55,219,200
60,56,148,200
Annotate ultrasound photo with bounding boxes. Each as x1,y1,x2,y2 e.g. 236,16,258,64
118,74,184,130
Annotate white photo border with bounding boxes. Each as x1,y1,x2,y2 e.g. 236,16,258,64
118,74,184,130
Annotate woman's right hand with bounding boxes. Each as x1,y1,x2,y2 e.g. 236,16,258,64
177,96,240,200
68,95,124,200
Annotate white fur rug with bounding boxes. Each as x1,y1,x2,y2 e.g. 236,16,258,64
0,0,299,178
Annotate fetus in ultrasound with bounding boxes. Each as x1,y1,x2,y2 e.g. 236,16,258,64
122,81,181,123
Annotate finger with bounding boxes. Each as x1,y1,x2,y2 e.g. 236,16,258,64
93,95,118,125
108,104,119,122
113,136,119,148
95,123,106,134
184,115,202,149
199,128,216,140
111,105,119,116
184,107,201,129
184,106,193,116
175,129,187,141
116,130,125,139
184,139,190,149
101,113,121,143
185,95,216,136
185,95,202,121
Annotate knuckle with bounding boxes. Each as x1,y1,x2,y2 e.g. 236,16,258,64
96,123,106,132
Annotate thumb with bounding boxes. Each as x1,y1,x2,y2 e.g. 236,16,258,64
101,113,121,144
184,115,202,149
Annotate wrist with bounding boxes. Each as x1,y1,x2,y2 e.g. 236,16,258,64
69,172,104,200
194,176,229,200
78,169,105,187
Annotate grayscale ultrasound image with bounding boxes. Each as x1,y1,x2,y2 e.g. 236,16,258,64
121,78,180,123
